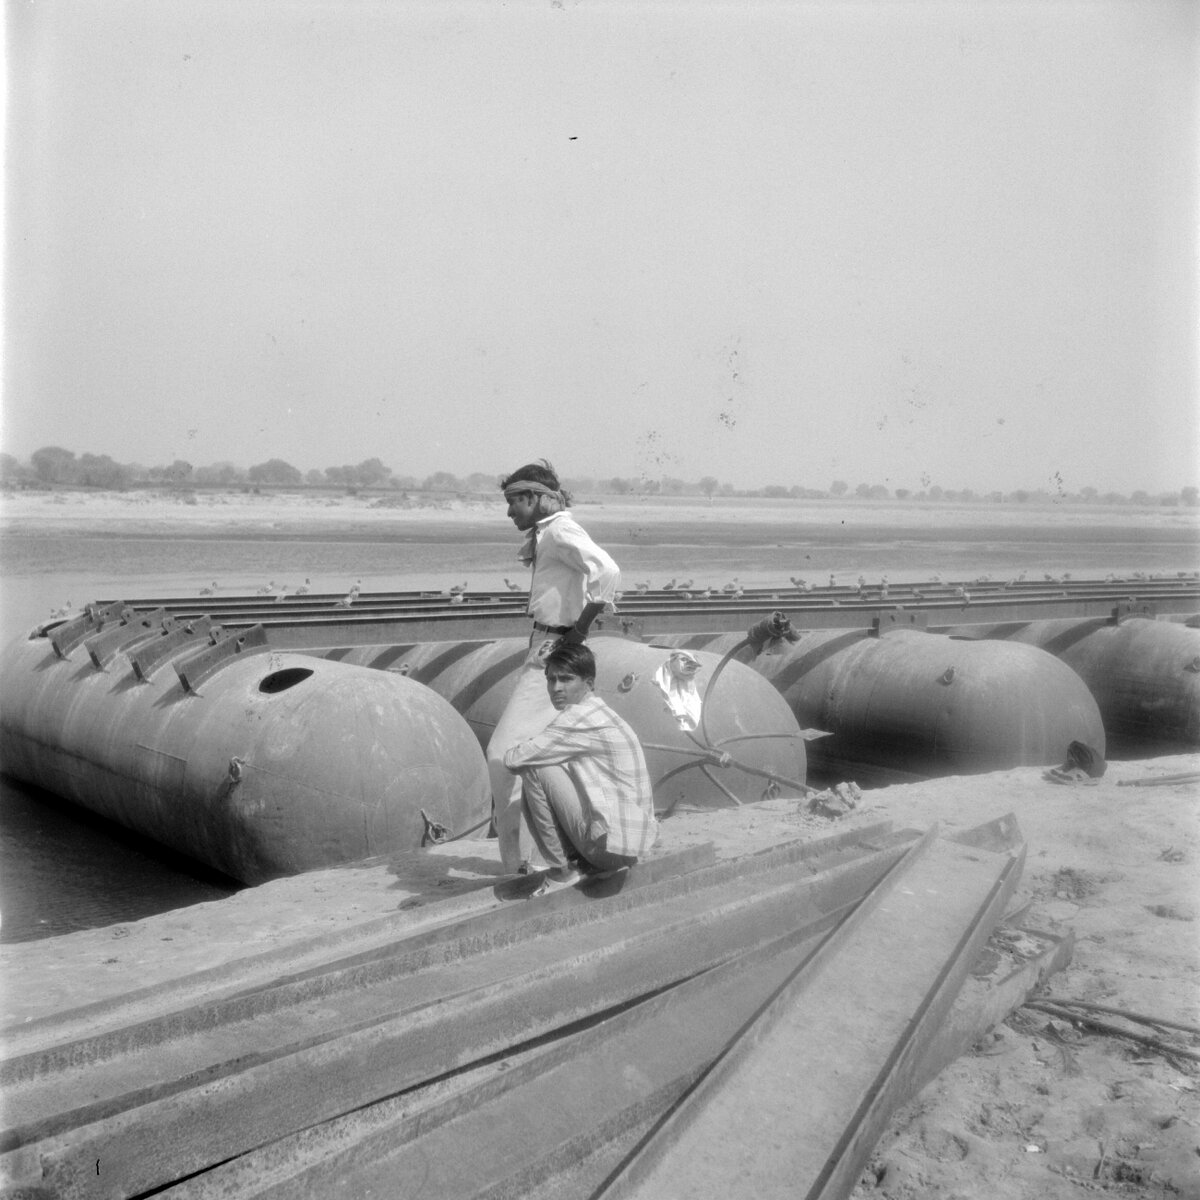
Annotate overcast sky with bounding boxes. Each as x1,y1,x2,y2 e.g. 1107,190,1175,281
3,0,1196,494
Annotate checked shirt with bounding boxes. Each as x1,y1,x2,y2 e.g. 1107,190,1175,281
503,694,657,858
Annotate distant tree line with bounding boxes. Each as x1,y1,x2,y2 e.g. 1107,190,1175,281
1,446,1196,508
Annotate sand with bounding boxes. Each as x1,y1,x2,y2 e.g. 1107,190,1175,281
846,758,1200,1199
3,486,1197,537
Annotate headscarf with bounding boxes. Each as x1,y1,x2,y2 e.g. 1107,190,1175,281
502,479,567,505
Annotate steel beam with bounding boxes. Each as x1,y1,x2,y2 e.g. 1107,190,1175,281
144,856,1063,1200
597,831,1024,1200
1,829,912,1200
154,918,836,1200
34,575,1199,652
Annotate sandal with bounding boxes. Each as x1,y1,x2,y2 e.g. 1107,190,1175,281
585,865,630,881
528,869,582,898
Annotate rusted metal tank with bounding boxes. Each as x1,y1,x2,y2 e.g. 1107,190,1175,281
312,636,808,812
0,633,490,884
652,624,1106,787
943,613,1200,754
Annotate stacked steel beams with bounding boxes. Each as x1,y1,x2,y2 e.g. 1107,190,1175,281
0,822,1067,1199
30,575,1200,647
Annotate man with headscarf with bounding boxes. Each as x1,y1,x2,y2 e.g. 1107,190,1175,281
489,460,620,872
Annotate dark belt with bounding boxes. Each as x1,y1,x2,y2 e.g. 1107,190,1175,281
532,621,573,635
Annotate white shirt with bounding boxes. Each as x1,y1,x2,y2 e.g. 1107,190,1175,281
525,510,620,627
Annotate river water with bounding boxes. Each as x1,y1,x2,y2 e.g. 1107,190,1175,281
2,513,1197,943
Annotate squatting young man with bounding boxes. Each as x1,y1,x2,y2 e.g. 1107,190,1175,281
502,643,657,896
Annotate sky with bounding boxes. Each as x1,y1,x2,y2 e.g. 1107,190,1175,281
3,0,1197,495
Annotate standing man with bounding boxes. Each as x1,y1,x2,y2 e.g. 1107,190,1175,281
489,460,620,872
504,642,657,896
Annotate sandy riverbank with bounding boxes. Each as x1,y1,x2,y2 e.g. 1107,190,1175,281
4,487,1198,538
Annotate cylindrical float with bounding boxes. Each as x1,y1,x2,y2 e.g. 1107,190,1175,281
653,626,1106,787
0,634,490,883
942,616,1200,755
312,636,807,813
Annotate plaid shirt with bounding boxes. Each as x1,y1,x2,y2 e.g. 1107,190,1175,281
503,694,657,858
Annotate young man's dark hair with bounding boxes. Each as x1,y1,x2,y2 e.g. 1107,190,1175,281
498,460,572,507
543,641,596,684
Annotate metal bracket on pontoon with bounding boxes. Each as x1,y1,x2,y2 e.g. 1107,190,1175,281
870,609,929,636
1109,600,1156,624
85,608,174,669
129,616,216,682
48,602,128,659
175,624,269,693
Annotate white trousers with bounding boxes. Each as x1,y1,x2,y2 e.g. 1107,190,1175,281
518,763,636,874
486,644,558,871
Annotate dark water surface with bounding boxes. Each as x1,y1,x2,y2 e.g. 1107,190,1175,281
0,779,240,942
2,517,1197,943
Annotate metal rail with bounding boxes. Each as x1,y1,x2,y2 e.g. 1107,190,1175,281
31,576,1200,651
